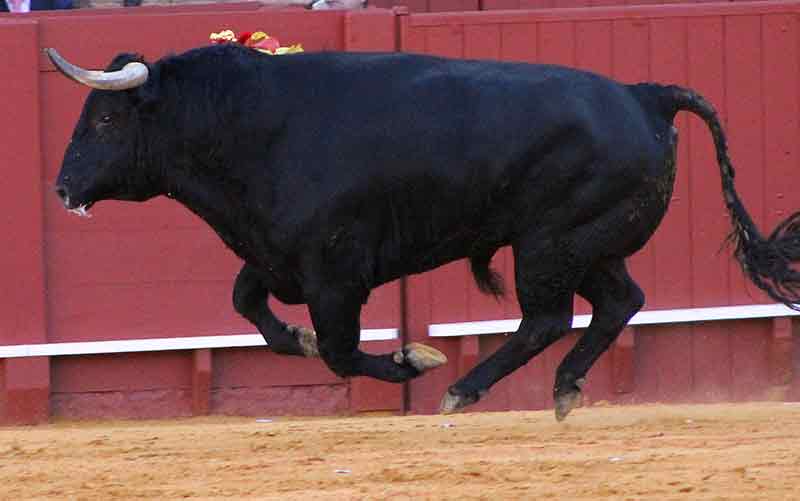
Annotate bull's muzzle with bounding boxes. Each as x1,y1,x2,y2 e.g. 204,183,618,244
54,183,92,218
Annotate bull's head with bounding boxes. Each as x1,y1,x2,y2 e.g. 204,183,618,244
47,49,161,216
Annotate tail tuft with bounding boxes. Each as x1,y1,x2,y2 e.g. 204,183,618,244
736,211,800,310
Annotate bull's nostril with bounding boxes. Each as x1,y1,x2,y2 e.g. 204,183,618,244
55,185,67,200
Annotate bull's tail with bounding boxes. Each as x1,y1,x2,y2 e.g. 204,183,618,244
657,84,800,310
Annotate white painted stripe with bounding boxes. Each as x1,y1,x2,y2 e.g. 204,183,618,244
428,303,800,337
0,329,399,359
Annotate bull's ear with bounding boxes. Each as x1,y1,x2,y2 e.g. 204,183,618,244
106,52,146,72
130,64,160,110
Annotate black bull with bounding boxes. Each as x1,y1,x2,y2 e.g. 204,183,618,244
47,44,800,420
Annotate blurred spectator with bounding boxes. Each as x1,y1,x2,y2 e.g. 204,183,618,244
259,0,366,8
310,0,365,8
1,0,71,11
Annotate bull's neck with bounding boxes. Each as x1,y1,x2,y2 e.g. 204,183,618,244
166,170,260,262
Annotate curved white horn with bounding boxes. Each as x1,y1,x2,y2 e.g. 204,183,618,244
45,48,149,91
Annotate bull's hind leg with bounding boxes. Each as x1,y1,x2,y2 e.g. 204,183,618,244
553,259,644,421
440,235,587,413
308,287,447,382
232,264,318,357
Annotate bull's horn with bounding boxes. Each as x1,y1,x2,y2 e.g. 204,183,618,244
45,48,148,91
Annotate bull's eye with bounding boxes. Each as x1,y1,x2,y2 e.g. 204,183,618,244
101,115,113,124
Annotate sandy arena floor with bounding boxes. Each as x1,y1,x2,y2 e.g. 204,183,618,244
1,402,799,500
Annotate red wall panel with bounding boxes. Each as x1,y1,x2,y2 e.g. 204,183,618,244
1,8,406,424
3,2,800,424
0,20,51,424
401,2,800,413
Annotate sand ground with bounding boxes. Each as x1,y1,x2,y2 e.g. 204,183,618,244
1,402,799,500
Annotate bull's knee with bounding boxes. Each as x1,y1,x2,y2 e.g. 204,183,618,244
624,282,645,319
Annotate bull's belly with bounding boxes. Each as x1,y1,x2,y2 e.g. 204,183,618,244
372,230,502,287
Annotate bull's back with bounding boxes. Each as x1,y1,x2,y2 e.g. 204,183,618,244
258,51,668,282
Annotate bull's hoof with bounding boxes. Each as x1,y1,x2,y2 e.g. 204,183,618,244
288,325,319,357
439,388,483,414
392,343,447,373
554,378,586,422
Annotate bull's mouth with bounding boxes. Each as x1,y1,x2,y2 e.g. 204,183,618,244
61,194,94,218
68,204,92,218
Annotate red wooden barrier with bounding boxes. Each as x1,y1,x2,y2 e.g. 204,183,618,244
479,0,772,12
0,7,401,425
3,2,800,425
0,19,50,424
369,0,772,13
400,1,800,413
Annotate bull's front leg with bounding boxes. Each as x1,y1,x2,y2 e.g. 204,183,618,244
232,264,318,357
307,287,447,382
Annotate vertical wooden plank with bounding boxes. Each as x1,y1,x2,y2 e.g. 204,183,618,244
542,333,579,408
632,329,660,402
0,21,47,348
538,22,575,66
687,15,729,308
575,20,612,76
770,317,793,388
458,336,480,377
192,349,212,416
430,261,471,324
646,17,695,403
729,320,770,401
725,15,766,305
582,348,615,405
500,23,537,63
651,17,693,310
464,24,501,61
425,24,465,58
762,15,800,242
613,18,649,84
686,14,734,404
352,339,404,412
653,325,694,402
611,328,636,394
471,335,512,411
3,358,50,425
0,21,50,425
360,282,402,330
344,9,398,52
400,16,427,55
405,273,460,414
510,344,549,410
691,325,732,402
